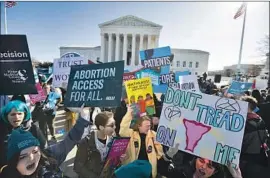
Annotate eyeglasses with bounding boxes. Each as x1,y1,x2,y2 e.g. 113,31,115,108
106,123,115,128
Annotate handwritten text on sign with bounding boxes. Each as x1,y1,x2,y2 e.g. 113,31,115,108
156,87,248,167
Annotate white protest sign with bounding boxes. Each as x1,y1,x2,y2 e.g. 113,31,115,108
179,75,200,93
156,86,248,167
52,57,87,88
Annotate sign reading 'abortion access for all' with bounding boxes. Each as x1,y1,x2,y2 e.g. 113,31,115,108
64,61,124,107
156,87,248,167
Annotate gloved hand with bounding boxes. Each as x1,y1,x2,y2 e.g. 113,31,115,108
166,143,179,159
227,162,242,178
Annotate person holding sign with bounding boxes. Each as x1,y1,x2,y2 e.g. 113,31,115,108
0,104,90,178
119,106,179,178
74,111,126,178
157,154,242,178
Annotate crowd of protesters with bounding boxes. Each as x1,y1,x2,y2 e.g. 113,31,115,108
0,73,269,178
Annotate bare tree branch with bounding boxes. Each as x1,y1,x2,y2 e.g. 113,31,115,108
257,34,269,56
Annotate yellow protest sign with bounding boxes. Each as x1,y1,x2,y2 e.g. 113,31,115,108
125,77,155,116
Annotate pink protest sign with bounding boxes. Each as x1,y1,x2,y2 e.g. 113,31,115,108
100,137,130,177
29,83,46,104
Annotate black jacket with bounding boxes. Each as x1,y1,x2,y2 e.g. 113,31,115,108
240,113,268,166
258,102,270,131
0,119,47,168
114,101,127,136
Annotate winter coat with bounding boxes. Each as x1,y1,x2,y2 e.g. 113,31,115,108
74,130,113,178
239,112,270,178
119,112,164,178
0,116,89,178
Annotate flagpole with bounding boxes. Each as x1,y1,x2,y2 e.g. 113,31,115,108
236,4,247,79
4,2,7,34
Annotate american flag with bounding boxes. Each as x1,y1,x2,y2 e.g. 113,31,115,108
5,1,17,8
234,2,247,19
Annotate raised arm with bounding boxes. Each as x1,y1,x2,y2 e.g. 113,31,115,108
46,105,90,165
119,107,134,137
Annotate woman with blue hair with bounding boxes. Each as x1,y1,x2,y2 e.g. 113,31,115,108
0,100,46,168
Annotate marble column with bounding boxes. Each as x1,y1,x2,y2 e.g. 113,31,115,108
115,33,120,61
140,34,144,50
100,33,105,62
147,34,151,49
132,34,136,66
155,35,159,48
108,33,112,62
123,34,128,64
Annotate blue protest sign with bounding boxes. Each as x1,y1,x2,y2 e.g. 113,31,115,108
138,46,173,93
64,61,124,107
227,81,252,95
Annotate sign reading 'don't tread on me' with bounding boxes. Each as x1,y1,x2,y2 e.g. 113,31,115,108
64,61,124,107
156,86,248,167
0,35,37,95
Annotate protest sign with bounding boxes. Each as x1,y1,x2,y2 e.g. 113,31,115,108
227,81,252,95
159,70,190,89
52,56,87,88
0,35,37,95
125,77,155,126
178,75,200,93
100,137,130,178
29,83,47,104
156,86,248,167
138,46,173,93
64,61,124,107
123,66,143,82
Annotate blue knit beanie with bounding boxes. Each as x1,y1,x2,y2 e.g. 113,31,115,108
114,160,152,178
7,128,40,161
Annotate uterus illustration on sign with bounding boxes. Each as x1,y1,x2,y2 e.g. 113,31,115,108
183,118,211,153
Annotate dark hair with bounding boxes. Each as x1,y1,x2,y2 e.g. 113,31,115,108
241,96,258,111
94,111,114,130
146,93,152,99
7,149,60,178
244,91,250,96
189,157,224,178
252,89,262,104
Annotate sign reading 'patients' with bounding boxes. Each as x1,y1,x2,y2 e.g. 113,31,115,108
64,61,124,107
156,87,248,167
0,35,37,95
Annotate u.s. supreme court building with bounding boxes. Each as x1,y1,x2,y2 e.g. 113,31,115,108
59,15,210,76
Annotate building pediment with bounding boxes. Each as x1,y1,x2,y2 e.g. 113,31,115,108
99,15,162,28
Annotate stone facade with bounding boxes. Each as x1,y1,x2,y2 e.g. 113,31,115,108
59,15,209,75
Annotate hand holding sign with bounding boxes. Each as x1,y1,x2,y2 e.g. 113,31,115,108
166,143,180,159
67,103,90,122
227,162,242,178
